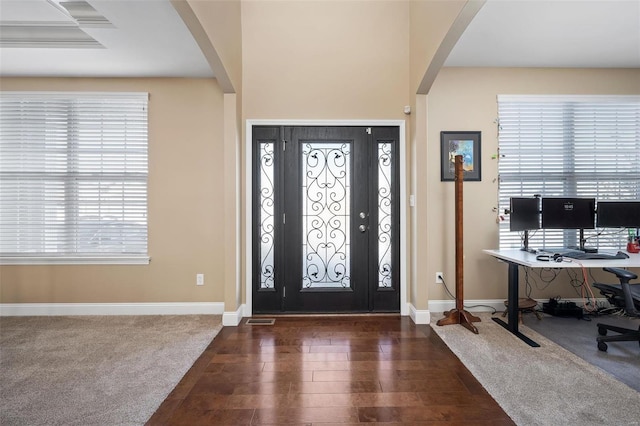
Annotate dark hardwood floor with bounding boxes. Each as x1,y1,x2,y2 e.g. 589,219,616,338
147,316,514,425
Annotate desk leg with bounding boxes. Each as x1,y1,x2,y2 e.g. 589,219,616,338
492,261,540,347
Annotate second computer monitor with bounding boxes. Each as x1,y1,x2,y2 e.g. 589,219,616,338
541,197,595,229
510,197,540,231
596,201,640,228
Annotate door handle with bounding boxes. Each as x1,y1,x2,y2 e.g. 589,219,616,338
359,224,367,233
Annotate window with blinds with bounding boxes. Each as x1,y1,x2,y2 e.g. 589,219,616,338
498,95,640,250
0,92,149,263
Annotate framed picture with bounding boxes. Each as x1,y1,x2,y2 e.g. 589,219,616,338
440,131,481,181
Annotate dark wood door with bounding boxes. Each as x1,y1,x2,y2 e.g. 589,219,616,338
252,126,399,313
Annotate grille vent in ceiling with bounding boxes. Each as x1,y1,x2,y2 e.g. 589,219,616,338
0,1,112,48
0,23,104,48
59,1,113,28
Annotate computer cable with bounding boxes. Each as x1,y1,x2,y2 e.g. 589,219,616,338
586,268,628,315
523,266,555,292
563,266,589,303
582,229,630,256
439,275,497,314
524,267,533,298
439,275,456,300
564,268,585,294
583,228,627,245
537,267,561,285
520,229,538,247
563,259,598,313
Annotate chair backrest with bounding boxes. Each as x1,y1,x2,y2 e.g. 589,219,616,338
602,267,639,317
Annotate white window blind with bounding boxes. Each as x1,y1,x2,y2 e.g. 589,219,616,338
0,92,149,263
498,95,640,250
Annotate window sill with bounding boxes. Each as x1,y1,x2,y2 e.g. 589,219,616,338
0,255,150,265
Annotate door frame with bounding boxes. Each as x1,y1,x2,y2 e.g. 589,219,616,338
245,120,408,317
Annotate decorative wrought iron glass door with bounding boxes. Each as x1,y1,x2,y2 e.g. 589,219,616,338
252,126,399,313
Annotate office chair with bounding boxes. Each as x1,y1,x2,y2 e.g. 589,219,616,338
593,267,640,352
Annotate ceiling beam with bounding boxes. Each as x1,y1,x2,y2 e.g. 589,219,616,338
171,0,235,93
417,0,486,95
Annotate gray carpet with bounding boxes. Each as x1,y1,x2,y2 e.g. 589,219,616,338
524,312,640,392
431,313,640,426
0,315,222,426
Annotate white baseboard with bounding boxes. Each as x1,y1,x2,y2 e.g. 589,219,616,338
429,299,506,315
222,303,245,326
2,299,605,319
400,302,410,317
0,302,225,316
428,298,611,316
409,304,430,324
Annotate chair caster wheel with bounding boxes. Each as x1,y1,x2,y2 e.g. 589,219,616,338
598,327,607,336
598,341,608,352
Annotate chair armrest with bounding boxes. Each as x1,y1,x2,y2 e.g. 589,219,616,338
603,267,638,281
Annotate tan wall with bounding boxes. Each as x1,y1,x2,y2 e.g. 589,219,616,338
425,67,640,303
189,0,243,93
409,0,465,93
240,0,413,309
184,0,244,310
241,0,410,120
408,0,468,309
0,78,226,304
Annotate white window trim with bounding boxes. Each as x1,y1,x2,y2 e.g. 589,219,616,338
0,255,150,265
0,91,149,265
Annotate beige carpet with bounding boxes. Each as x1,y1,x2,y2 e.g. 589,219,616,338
0,315,222,426
431,313,640,426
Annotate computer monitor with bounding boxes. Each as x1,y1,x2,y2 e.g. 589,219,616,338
596,201,640,228
541,197,595,230
510,197,540,232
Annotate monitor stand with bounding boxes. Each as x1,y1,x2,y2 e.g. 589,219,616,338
519,230,531,252
579,229,597,253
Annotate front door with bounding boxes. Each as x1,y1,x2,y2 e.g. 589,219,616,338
252,126,399,313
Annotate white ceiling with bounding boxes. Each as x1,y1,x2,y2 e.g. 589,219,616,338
0,0,638,78
445,0,640,68
0,0,213,77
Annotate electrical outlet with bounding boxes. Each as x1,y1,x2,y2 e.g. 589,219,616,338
436,272,444,284
196,273,204,286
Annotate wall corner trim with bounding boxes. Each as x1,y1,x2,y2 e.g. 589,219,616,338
222,304,245,326
0,302,225,316
409,304,431,324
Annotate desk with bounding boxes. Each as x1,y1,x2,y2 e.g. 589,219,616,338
483,249,640,347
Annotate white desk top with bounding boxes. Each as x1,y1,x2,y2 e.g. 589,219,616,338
483,249,640,269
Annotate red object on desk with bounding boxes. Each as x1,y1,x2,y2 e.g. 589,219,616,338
628,241,640,253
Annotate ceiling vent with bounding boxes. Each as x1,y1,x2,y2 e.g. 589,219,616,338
0,22,104,48
0,1,112,48
59,1,113,28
